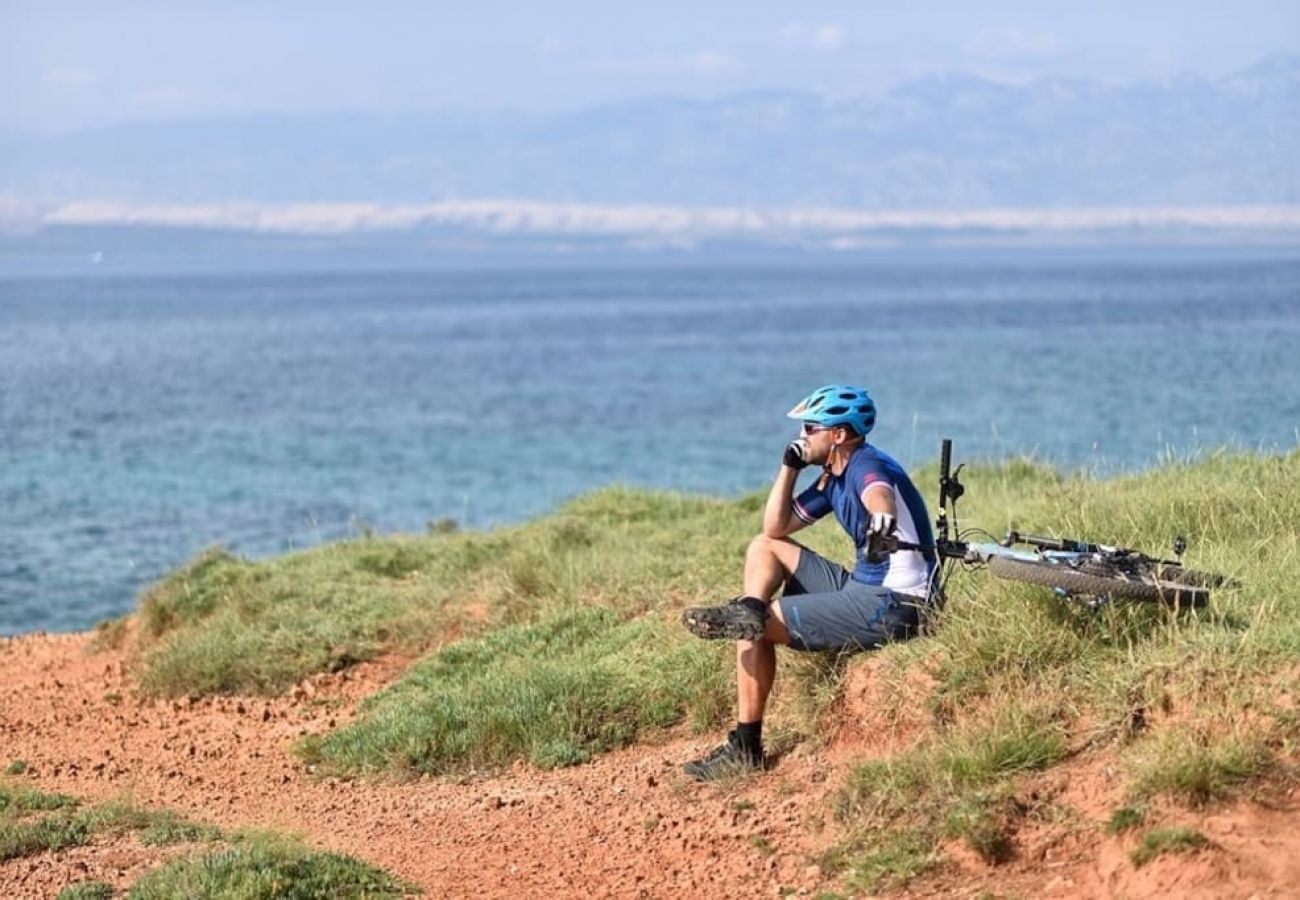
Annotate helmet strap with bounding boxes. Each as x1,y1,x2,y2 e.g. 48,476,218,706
825,430,863,477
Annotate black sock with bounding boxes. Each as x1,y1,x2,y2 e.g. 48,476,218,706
736,720,763,756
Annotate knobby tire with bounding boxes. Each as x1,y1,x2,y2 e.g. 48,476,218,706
987,555,1210,607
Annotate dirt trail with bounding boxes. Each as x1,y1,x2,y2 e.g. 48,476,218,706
2,631,1297,899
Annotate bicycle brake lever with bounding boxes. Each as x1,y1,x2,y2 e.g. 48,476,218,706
866,532,899,563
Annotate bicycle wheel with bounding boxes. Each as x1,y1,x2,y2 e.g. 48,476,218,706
987,555,1209,607
1152,563,1231,590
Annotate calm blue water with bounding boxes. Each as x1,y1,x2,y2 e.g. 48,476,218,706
3,253,1299,635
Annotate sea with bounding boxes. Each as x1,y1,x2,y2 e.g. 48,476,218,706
3,246,1299,635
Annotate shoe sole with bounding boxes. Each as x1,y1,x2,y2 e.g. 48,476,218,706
681,608,765,641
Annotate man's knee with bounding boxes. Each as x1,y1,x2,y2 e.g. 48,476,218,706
746,534,801,571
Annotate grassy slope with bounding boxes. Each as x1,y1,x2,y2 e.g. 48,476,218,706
119,450,1300,884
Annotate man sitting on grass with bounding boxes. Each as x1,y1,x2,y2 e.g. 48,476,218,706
681,384,938,781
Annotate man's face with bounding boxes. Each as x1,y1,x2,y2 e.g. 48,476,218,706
799,421,842,463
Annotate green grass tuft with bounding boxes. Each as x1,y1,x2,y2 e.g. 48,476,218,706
0,781,80,814
299,607,730,776
4,760,28,776
0,783,229,864
827,708,1065,880
837,829,939,892
1106,804,1147,834
839,707,1066,825
944,793,1018,863
139,814,225,847
0,783,410,897
139,547,250,638
1129,726,1273,806
56,882,114,900
88,616,130,653
125,839,416,899
1129,826,1209,866
0,814,90,861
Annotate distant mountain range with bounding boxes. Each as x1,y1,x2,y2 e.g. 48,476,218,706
2,54,1297,210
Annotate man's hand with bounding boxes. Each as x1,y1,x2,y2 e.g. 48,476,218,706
783,440,809,470
868,511,896,537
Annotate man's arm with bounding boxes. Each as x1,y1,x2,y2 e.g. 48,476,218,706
762,464,809,538
861,483,897,517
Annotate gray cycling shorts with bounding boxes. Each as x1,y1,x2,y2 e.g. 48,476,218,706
776,546,923,653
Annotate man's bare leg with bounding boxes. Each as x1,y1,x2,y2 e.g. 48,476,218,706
736,535,799,722
742,534,803,601
682,535,799,779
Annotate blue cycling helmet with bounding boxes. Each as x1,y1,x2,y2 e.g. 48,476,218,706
787,384,876,436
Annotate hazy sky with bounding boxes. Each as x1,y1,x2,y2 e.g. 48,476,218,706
4,1,1298,132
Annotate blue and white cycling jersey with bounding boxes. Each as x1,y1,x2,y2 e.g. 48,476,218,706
792,444,936,598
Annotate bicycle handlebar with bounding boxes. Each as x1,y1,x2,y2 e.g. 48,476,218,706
867,531,967,562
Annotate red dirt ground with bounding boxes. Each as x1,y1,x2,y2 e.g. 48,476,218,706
2,631,1297,899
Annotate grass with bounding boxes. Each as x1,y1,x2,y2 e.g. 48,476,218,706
129,488,801,698
830,706,1067,878
820,828,939,893
125,835,416,899
0,783,88,861
130,485,853,774
298,607,730,776
0,815,91,860
1129,826,1209,866
819,449,1300,884
0,782,223,862
1105,804,1147,834
1128,723,1274,806
0,781,79,814
0,781,414,897
837,706,1068,820
56,883,114,900
115,448,1300,888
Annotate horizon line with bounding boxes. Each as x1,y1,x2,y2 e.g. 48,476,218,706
14,199,1300,240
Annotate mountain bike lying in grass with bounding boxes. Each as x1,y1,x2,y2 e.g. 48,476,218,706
870,440,1232,610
